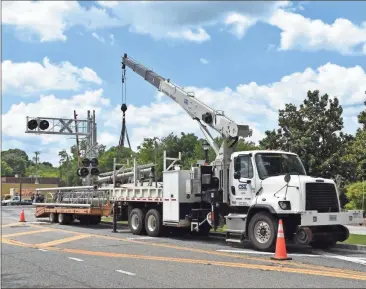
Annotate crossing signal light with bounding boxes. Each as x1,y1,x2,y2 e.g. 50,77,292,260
77,167,89,178
90,168,99,176
27,119,49,130
91,158,98,167
77,158,99,177
39,120,49,130
27,119,38,130
82,158,91,167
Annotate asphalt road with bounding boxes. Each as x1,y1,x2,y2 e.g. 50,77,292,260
1,207,366,288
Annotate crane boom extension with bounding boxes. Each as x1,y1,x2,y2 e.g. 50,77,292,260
122,54,252,144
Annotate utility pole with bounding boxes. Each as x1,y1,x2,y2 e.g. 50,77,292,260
34,151,41,184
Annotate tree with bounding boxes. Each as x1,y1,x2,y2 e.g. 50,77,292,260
1,161,13,176
259,90,353,180
2,149,28,176
344,181,366,210
342,101,366,181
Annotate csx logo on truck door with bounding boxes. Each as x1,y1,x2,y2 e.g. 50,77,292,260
238,184,247,190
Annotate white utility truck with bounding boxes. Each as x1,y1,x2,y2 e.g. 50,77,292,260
112,53,364,251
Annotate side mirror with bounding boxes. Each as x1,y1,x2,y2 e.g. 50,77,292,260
234,171,241,179
284,174,291,183
234,157,240,172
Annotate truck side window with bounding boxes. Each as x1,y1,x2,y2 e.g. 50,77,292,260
239,155,253,179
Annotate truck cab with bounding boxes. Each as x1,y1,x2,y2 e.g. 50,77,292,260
225,150,364,251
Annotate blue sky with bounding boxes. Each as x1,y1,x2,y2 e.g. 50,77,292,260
2,1,366,165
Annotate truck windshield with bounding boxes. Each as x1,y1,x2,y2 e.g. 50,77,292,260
255,153,306,180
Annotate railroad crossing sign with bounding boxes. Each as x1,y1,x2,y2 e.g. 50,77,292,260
25,116,90,136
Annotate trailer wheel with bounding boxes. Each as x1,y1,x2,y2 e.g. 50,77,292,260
58,213,71,225
49,213,58,223
129,208,146,235
90,216,101,225
79,216,90,225
145,209,162,237
248,211,277,252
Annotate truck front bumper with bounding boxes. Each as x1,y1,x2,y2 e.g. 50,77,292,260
300,210,364,226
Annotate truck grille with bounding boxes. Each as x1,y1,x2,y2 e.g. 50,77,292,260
305,183,339,213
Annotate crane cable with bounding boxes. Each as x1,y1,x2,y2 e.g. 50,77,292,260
119,64,131,150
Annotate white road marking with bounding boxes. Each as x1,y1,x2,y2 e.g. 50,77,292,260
127,236,156,240
68,257,84,262
216,249,319,258
328,255,366,265
116,270,136,276
38,249,48,252
217,249,366,265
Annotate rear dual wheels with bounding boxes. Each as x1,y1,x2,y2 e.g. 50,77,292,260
49,213,58,223
58,213,73,225
129,208,163,237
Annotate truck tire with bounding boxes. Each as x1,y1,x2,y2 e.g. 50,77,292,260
79,216,90,225
90,215,101,225
248,211,278,252
49,213,58,223
145,209,162,237
129,208,146,235
58,213,71,225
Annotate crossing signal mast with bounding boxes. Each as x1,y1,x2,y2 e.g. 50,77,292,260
25,111,101,186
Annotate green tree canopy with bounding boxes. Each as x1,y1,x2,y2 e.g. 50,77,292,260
259,90,354,180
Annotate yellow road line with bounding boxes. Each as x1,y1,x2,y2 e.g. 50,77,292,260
11,224,363,276
2,236,365,281
2,228,55,238
90,234,359,275
60,247,366,281
1,222,26,228
2,238,35,247
37,234,91,248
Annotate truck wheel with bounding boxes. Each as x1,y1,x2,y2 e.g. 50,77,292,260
310,241,336,250
90,216,101,225
145,209,162,237
248,212,278,252
58,213,71,225
129,208,146,235
79,216,90,225
49,213,58,223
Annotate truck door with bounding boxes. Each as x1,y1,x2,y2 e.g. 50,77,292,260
232,154,255,206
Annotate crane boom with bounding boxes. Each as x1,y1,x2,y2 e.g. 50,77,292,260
121,54,252,146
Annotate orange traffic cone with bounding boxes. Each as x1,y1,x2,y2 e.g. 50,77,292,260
19,208,26,222
270,219,291,260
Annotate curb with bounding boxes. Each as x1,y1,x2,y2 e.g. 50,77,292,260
334,243,366,252
101,221,366,253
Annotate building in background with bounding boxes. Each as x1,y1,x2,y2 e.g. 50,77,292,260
1,177,60,199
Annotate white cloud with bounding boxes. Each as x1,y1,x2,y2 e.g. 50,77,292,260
3,1,290,43
97,1,118,8
109,34,115,45
200,58,209,65
92,32,105,43
167,28,210,43
2,89,110,139
2,57,102,96
2,1,121,42
104,62,366,150
224,13,257,39
99,132,119,147
268,9,366,55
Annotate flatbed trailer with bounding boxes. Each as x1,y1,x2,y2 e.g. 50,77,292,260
33,186,112,225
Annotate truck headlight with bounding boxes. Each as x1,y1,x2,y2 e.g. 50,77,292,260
279,201,291,210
